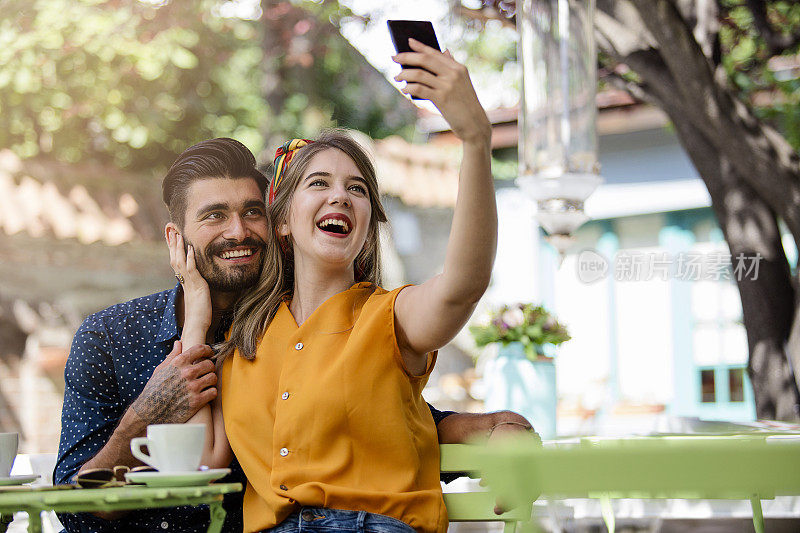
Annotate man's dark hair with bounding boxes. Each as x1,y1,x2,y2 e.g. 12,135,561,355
162,137,268,228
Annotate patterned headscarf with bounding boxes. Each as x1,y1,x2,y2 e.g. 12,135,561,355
269,138,313,205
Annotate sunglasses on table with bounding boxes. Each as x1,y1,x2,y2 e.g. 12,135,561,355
73,465,155,488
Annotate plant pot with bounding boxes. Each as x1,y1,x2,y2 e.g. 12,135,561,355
483,341,557,440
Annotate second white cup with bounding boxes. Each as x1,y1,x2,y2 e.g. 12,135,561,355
0,433,18,477
130,424,205,473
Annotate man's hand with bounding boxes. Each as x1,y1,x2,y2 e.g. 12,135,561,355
436,410,540,515
131,341,217,425
77,341,217,519
484,414,541,514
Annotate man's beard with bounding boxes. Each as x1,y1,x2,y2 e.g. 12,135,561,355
186,236,265,293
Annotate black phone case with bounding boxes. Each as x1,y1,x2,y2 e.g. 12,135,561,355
388,20,441,100
388,20,441,55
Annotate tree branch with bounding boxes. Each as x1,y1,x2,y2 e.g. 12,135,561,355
683,0,720,63
601,71,658,108
596,0,658,57
630,0,720,124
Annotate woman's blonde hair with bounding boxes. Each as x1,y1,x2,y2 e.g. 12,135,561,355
217,129,388,361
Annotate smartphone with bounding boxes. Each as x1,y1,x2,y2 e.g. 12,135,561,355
388,20,442,55
388,20,441,100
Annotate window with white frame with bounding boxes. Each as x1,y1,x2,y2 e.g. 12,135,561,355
691,275,749,406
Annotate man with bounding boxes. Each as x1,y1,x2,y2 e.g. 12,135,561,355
55,138,534,532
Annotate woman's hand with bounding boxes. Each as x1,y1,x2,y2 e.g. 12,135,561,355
168,231,212,340
392,38,491,145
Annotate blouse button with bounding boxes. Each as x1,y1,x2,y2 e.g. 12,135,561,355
295,342,304,350
281,392,290,400
280,484,288,491
280,447,289,457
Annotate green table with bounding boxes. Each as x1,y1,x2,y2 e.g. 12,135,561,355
473,435,800,533
0,483,241,533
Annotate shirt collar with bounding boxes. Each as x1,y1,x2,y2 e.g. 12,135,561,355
155,282,182,343
278,282,374,333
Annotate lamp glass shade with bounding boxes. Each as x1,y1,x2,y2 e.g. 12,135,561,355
518,0,599,181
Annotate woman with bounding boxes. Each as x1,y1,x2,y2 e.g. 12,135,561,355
173,39,495,533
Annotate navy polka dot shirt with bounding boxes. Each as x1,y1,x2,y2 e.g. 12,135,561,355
54,284,455,532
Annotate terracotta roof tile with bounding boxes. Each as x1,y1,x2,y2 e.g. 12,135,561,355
0,150,165,244
373,136,460,209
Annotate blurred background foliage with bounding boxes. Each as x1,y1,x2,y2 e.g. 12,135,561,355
719,0,800,148
0,0,417,173
2,0,799,176
0,0,265,169
259,0,417,150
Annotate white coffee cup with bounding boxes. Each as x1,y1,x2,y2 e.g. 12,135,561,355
130,424,205,472
0,433,18,478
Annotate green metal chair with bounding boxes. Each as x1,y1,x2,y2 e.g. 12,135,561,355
0,484,241,533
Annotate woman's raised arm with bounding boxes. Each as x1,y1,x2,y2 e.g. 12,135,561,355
392,40,496,374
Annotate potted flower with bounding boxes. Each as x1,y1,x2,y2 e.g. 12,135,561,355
470,303,570,439
469,303,571,361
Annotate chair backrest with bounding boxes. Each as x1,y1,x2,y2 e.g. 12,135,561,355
440,444,532,533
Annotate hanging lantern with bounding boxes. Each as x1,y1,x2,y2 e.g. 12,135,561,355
516,0,602,257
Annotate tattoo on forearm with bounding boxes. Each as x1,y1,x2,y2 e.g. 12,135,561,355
131,365,191,423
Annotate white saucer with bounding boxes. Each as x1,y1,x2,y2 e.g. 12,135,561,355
0,474,40,486
125,468,230,487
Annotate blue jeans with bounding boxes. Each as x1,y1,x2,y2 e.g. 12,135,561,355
263,507,416,533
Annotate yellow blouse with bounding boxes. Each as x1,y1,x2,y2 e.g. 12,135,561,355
219,283,447,533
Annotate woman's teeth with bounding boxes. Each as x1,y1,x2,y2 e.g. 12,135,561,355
220,249,253,259
317,219,350,233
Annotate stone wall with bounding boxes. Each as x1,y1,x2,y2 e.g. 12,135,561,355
0,232,175,452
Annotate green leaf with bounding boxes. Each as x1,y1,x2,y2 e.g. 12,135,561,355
170,47,198,69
